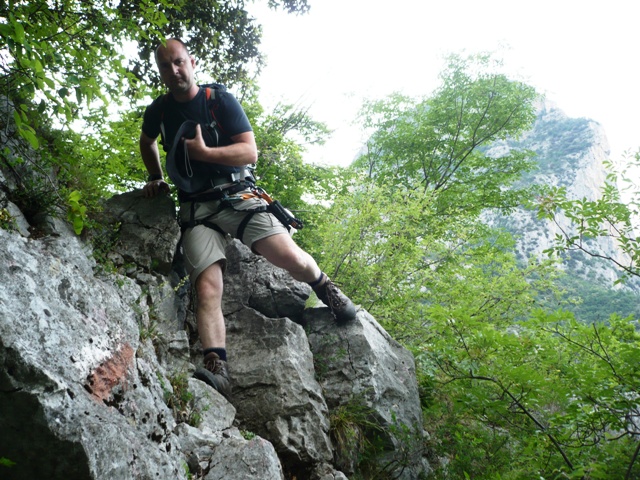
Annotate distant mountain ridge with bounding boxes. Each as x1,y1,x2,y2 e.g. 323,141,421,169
486,100,638,292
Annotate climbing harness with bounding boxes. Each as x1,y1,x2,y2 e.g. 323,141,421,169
179,177,304,245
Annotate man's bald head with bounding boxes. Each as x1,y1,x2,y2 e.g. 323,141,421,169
154,38,198,100
155,38,189,62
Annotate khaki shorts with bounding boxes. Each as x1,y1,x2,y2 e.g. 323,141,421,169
179,191,289,283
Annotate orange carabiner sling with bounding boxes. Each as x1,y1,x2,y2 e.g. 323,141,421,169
240,187,304,231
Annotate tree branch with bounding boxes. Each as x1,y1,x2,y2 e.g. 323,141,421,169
626,439,640,480
463,372,575,471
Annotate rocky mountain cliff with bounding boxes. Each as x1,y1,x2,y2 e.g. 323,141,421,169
486,100,635,290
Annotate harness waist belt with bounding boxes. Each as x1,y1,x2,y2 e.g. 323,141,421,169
210,167,256,188
178,169,256,203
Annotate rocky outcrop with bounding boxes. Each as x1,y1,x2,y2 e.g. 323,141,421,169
0,189,428,479
0,226,185,479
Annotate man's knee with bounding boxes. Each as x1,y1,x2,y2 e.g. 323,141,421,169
282,248,310,274
195,262,224,299
256,235,308,270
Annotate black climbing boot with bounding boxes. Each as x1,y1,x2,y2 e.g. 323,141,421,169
313,275,357,324
194,352,232,400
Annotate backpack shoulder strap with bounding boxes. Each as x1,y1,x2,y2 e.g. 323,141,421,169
202,84,225,107
158,84,226,146
158,93,170,147
202,84,227,134
201,82,227,95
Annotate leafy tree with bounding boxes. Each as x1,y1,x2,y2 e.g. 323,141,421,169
539,273,640,324
416,148,640,477
247,100,332,206
0,0,309,130
122,0,309,92
237,96,342,250
313,51,640,478
313,52,541,326
0,0,169,233
354,53,539,216
0,0,167,144
423,304,640,479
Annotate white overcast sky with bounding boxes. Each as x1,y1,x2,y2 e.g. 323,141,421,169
247,0,640,166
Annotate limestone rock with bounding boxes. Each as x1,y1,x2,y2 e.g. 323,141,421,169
305,308,426,479
0,188,429,479
223,239,311,321
226,307,334,474
101,189,180,275
0,230,184,479
206,433,285,479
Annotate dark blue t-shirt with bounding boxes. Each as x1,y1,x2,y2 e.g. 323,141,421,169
142,86,252,154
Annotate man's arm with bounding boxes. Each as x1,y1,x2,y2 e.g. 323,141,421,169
140,131,169,198
184,126,258,167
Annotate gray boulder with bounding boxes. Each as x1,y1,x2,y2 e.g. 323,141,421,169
100,189,181,275
0,230,184,479
305,308,428,478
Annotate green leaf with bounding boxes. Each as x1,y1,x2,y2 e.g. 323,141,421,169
0,24,12,37
72,216,84,235
0,457,16,467
17,124,39,149
12,18,25,43
68,190,82,203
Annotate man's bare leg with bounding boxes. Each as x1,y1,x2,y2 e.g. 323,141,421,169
195,262,226,350
253,233,321,283
192,261,231,398
254,233,356,322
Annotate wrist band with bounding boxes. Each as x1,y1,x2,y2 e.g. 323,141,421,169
147,174,163,182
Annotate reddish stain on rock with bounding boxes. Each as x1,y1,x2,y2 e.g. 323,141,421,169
85,343,135,402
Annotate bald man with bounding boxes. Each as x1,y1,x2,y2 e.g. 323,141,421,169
140,38,356,399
